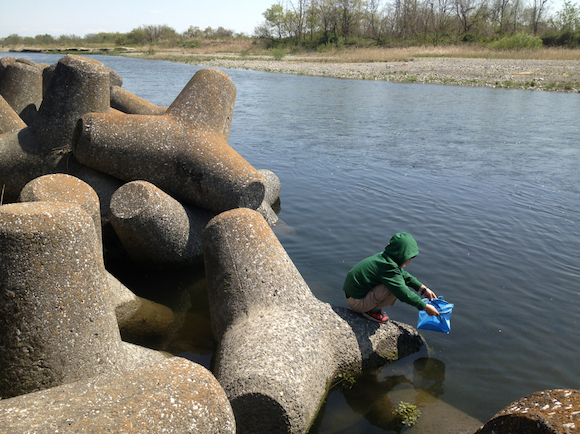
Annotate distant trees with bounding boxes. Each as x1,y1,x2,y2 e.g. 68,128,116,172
254,0,580,46
0,24,240,48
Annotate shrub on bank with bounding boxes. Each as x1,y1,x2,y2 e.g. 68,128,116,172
488,33,543,50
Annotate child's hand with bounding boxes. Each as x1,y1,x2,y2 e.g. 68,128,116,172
422,287,437,300
424,304,440,316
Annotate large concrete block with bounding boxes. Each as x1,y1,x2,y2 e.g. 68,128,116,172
32,54,111,154
477,389,580,434
0,56,16,80
0,127,63,203
0,55,112,202
73,68,265,213
257,168,281,225
0,201,166,399
19,173,102,245
110,85,167,115
109,180,214,268
0,201,121,398
166,68,235,141
203,208,425,434
0,357,236,433
0,59,43,124
0,94,26,134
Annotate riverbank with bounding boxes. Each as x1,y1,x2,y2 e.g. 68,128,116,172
124,49,580,92
4,45,580,92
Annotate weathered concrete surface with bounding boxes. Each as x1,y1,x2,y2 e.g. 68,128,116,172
0,56,16,80
109,180,214,268
0,202,122,398
110,85,167,115
19,173,102,244
0,55,112,203
0,59,43,124
0,94,26,134
0,128,57,203
166,68,235,141
476,389,580,434
73,68,265,213
32,54,111,154
0,202,167,399
63,157,124,227
0,357,236,434
257,168,281,225
203,208,425,434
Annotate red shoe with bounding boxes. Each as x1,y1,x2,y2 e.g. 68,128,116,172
362,309,389,324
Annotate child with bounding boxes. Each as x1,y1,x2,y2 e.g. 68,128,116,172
343,232,439,323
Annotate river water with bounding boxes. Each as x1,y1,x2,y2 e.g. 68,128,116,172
4,52,580,432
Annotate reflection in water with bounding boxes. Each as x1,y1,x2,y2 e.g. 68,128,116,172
412,358,446,398
341,371,412,432
344,358,446,432
309,356,481,434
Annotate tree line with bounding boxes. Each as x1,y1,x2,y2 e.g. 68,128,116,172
1,1,579,50
255,0,580,47
0,25,242,48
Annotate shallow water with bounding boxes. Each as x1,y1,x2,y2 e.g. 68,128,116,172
4,52,580,431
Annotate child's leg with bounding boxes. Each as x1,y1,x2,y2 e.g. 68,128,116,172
346,284,397,313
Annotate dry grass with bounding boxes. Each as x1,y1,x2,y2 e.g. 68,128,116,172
283,45,580,62
5,40,580,62
145,43,580,62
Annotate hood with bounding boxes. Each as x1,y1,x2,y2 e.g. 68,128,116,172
383,232,419,266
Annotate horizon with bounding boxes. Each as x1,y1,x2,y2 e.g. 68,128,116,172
0,0,275,39
0,0,570,40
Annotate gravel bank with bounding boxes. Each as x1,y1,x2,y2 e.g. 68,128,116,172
189,56,580,92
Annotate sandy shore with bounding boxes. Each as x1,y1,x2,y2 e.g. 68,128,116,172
137,53,580,92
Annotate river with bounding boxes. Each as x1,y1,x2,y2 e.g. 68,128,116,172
3,52,580,433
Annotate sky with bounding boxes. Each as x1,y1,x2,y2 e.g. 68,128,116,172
0,0,277,38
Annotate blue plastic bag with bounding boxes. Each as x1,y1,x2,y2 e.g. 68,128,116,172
417,296,454,334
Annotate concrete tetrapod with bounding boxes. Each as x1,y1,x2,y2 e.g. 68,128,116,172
257,168,281,225
476,389,580,434
203,208,426,434
19,173,103,246
0,201,167,399
0,94,26,134
0,59,43,124
109,180,214,268
73,68,265,213
0,357,236,434
110,85,167,115
0,55,111,203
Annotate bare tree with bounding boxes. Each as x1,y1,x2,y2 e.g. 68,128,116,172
429,0,453,43
288,0,308,39
528,0,550,33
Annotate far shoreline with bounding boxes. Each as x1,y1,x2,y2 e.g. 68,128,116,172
3,46,580,92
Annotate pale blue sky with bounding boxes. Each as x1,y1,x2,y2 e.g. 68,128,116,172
0,0,277,38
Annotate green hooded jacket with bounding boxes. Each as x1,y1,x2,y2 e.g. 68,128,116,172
342,232,426,310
